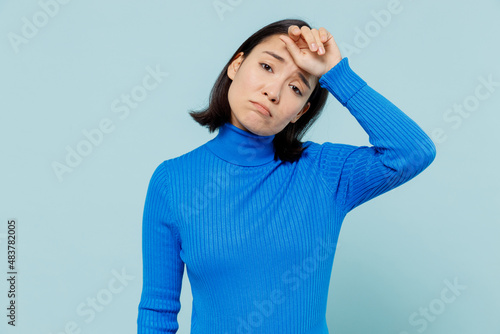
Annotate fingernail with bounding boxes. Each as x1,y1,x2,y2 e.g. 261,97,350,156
311,43,317,51
319,46,324,54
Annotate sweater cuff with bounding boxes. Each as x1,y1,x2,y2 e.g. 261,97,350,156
318,57,367,106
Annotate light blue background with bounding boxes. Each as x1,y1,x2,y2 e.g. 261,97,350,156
1,0,499,333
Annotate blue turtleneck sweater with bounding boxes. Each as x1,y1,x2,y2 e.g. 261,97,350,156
137,57,436,333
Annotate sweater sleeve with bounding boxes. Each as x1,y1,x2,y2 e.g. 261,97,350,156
137,161,184,333
317,57,436,215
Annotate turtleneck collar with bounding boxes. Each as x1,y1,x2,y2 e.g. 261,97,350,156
205,122,277,166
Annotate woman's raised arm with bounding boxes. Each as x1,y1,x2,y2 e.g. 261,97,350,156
317,57,436,214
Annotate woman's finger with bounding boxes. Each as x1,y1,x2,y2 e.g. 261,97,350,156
300,26,318,52
310,28,324,55
318,27,329,43
279,34,302,63
288,25,301,41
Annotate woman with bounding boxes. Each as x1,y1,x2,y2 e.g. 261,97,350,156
137,18,436,334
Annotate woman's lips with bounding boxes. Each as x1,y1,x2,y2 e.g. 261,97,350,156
251,101,271,117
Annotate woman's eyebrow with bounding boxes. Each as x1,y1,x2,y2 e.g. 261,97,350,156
262,51,311,91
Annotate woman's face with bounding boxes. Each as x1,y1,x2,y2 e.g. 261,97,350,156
226,34,318,136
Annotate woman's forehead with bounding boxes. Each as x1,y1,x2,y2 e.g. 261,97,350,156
253,37,294,64
256,34,288,51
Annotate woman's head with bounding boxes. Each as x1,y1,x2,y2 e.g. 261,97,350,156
226,33,319,137
189,18,330,163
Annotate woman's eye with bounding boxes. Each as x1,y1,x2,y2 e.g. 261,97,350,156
260,63,272,72
291,85,302,96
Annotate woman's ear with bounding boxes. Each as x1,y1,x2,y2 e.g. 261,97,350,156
227,52,244,80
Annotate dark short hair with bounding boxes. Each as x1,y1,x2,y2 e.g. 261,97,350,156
188,18,330,163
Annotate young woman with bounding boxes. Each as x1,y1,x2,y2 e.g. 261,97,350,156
137,18,436,334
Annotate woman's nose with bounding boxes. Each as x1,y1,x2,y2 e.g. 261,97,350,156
264,91,278,103
263,83,280,103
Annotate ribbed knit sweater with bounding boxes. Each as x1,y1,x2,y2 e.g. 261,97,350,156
137,57,436,334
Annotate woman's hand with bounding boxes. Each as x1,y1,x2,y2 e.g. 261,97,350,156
279,25,342,78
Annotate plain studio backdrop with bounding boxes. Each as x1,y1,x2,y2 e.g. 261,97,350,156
0,0,499,333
